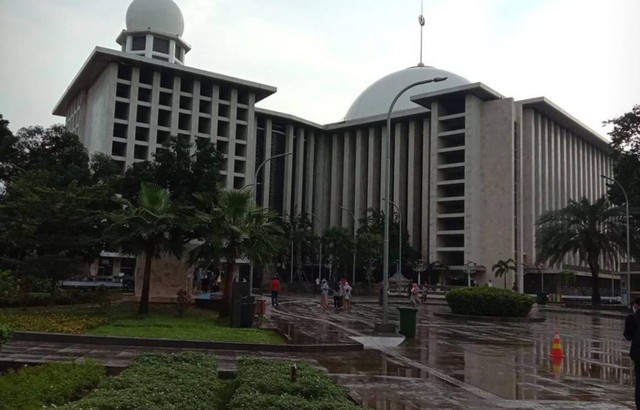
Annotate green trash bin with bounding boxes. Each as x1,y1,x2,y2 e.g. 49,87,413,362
536,292,547,305
397,307,418,338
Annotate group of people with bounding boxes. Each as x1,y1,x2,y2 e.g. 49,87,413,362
408,282,431,307
192,268,222,293
320,278,352,311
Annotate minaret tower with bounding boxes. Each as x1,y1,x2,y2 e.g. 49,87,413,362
418,0,426,67
115,0,191,64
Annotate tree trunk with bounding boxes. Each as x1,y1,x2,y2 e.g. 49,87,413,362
588,257,601,305
222,259,236,316
139,246,154,314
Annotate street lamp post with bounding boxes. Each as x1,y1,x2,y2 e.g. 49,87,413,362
309,212,323,283
601,175,631,305
464,261,476,287
414,259,427,286
376,76,447,332
383,198,403,278
339,206,357,285
248,152,292,294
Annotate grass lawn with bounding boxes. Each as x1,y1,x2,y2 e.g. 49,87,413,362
0,302,285,344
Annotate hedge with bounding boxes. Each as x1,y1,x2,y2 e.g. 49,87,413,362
0,290,100,308
445,287,534,317
0,361,105,410
62,352,226,410
227,357,361,410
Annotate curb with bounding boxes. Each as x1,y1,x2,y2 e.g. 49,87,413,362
10,331,363,353
433,311,546,323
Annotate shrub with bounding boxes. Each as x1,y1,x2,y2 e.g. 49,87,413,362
445,287,534,317
63,352,225,410
228,357,361,410
0,325,12,346
175,288,192,317
0,290,99,308
0,361,105,409
0,311,108,333
93,286,111,312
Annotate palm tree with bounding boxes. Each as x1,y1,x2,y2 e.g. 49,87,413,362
492,258,516,289
189,188,283,312
107,183,184,314
536,196,629,305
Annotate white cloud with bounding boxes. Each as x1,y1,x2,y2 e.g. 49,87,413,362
0,0,637,135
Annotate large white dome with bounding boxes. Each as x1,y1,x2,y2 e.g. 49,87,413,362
126,0,185,36
344,66,470,121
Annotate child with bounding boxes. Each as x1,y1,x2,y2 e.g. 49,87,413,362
320,279,329,309
343,282,353,310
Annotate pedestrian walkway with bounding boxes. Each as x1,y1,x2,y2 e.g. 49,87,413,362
1,295,635,409
270,296,636,409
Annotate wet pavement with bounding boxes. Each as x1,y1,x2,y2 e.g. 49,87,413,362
0,295,634,409
271,295,636,409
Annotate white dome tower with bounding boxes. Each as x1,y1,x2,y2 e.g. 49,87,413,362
116,0,191,64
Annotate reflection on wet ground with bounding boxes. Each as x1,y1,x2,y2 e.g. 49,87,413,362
273,297,635,409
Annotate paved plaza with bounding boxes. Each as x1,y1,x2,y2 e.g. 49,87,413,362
0,295,635,409
272,296,635,409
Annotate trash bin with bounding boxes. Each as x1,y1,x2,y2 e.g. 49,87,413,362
536,292,548,305
240,296,255,328
397,307,418,338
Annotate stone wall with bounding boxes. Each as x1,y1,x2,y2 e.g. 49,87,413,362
134,254,193,302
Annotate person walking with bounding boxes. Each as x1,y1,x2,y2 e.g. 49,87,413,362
270,275,281,307
343,281,353,311
409,282,420,307
320,279,329,309
624,297,640,409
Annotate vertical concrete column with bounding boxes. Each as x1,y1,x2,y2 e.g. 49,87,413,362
294,127,305,215
210,85,220,144
549,123,556,210
407,120,418,250
420,117,431,258
148,71,161,155
262,119,273,208
282,124,295,215
342,131,355,228
245,93,257,189
521,108,536,269
170,75,181,141
227,89,239,188
354,129,365,230
379,124,388,211
366,127,376,210
428,103,439,262
515,104,525,282
464,95,483,264
542,117,549,213
330,134,343,226
313,135,327,227
305,131,315,215
125,67,141,166
535,113,543,222
393,122,406,212
190,81,201,146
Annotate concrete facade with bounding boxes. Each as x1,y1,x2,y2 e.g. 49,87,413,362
53,0,614,293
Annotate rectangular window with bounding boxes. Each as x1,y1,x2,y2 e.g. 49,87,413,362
153,37,170,54
174,45,182,59
132,35,146,51
134,144,149,160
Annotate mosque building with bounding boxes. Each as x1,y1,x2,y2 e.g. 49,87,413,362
53,0,616,294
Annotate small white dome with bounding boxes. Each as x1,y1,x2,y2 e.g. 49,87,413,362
126,0,185,36
344,66,470,121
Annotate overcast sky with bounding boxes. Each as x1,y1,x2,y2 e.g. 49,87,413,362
1,0,639,136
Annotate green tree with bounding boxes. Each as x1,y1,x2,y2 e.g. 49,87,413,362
605,105,640,208
492,258,516,289
536,196,634,305
106,183,185,314
189,189,283,312
0,124,111,294
323,226,353,281
356,208,419,274
120,136,223,205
